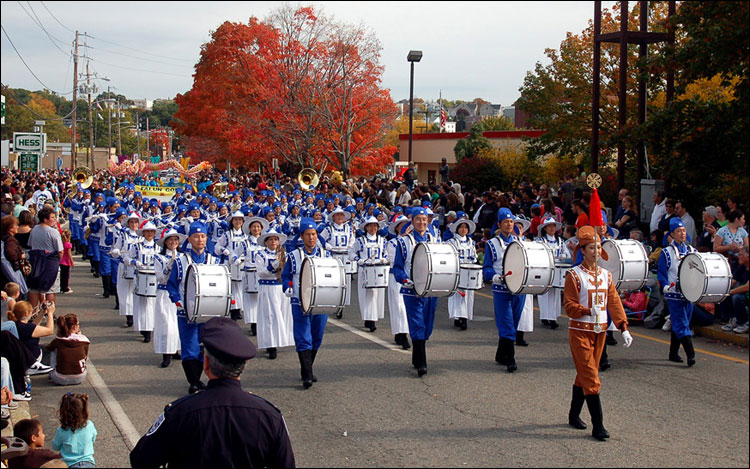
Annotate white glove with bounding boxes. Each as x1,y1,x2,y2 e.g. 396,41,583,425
622,330,633,348
357,259,367,266
222,248,231,257
325,243,334,251
403,279,414,289
135,260,144,269
284,288,294,298
110,248,121,257
492,274,504,284
234,256,245,265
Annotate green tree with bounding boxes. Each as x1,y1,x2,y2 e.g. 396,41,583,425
453,125,492,162
476,116,515,131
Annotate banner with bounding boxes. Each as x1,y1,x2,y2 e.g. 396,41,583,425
134,185,180,197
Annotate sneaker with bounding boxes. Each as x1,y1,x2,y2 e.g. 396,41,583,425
662,317,672,332
4,400,19,409
721,318,737,332
27,363,53,375
13,391,32,401
733,323,749,334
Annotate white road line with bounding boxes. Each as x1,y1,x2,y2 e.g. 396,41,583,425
328,318,411,354
86,360,141,451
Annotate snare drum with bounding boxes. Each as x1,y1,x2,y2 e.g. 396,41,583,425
458,264,483,290
678,252,732,303
134,269,157,297
502,241,555,295
553,262,572,289
300,257,346,314
598,239,649,292
243,268,258,293
184,264,232,323
361,263,389,289
230,262,243,282
331,251,358,275
411,243,460,297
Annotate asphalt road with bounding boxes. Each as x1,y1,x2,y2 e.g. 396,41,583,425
27,255,749,468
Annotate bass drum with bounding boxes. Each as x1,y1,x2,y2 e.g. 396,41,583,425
134,269,157,297
599,239,649,292
502,241,554,295
184,264,231,323
678,252,732,303
411,243,460,297
300,257,346,315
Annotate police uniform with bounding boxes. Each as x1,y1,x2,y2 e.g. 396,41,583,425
130,317,295,469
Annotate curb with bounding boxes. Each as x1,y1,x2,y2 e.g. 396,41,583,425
694,325,749,348
1,401,31,438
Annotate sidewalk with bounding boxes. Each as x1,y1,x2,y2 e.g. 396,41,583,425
1,401,31,438
694,323,749,348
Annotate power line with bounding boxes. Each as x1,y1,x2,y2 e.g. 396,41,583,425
93,35,195,64
16,0,71,57
92,58,191,78
0,83,71,122
94,45,194,69
40,0,75,33
1,24,71,94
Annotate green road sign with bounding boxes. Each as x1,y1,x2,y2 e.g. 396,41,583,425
20,153,39,172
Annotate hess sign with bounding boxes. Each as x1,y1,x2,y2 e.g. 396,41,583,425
13,132,46,152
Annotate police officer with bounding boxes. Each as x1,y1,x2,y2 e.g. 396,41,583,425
130,317,296,468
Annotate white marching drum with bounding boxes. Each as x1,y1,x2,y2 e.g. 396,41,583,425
332,251,358,275
134,269,157,297
361,263,389,289
598,239,649,292
230,262,243,282
502,241,555,295
243,268,258,293
411,243,460,297
458,264,483,290
678,252,732,303
300,257,346,315
184,264,232,323
553,262,572,289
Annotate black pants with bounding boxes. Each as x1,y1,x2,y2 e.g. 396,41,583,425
60,265,71,292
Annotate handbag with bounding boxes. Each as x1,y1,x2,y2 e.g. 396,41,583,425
18,258,32,277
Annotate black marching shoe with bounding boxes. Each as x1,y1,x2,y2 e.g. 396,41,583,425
568,385,587,430
680,336,696,367
230,309,242,321
126,315,133,327
160,354,171,368
413,340,427,377
495,339,506,365
459,317,468,330
101,276,110,298
250,323,257,336
505,339,517,373
541,319,550,326
114,293,120,310
395,333,411,350
668,331,683,363
298,350,314,389
335,311,343,319
172,351,181,360
268,348,277,360
365,320,377,332
141,331,152,343
585,394,610,441
550,320,559,330
454,319,462,328
515,331,528,347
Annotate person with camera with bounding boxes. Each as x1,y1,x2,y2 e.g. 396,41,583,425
9,300,55,384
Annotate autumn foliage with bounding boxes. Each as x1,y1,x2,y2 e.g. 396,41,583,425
173,6,397,177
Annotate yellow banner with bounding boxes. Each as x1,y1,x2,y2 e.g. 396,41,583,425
134,185,179,197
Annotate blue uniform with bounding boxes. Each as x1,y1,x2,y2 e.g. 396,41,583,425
658,241,697,339
483,233,526,340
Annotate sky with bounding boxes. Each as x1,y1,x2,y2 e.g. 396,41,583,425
1,1,617,107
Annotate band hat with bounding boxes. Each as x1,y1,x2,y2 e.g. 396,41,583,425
137,221,158,236
574,225,609,261
126,211,141,224
228,210,246,223
258,227,288,245
359,216,384,232
497,208,515,222
669,217,686,234
242,216,270,236
388,215,409,236
537,216,562,235
514,217,531,234
299,217,317,234
188,221,209,237
157,228,186,247
201,317,257,363
449,218,476,236
327,207,351,223
411,207,428,218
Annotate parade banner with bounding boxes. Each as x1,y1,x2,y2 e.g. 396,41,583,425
134,185,180,197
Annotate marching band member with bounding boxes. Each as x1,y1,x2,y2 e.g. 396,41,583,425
483,208,526,373
387,216,411,349
167,221,222,394
350,216,388,332
446,217,478,331
282,204,302,253
255,228,294,359
124,220,159,343
214,211,248,320
563,225,631,441
514,218,534,347
112,212,141,327
392,207,440,377
281,217,331,389
85,197,105,279
63,185,84,255
95,200,121,301
536,216,571,330
320,207,355,314
239,216,269,336
153,228,184,368
658,218,698,367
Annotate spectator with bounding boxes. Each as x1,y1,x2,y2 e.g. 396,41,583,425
713,210,748,259
46,313,90,386
613,195,638,240
622,288,648,320
474,192,499,231
51,392,97,468
650,190,667,234
12,194,26,218
439,158,450,183
613,188,629,225
658,199,680,243
396,184,412,206
2,216,27,287
721,246,749,334
697,206,721,253
15,210,35,250
572,200,589,229
716,203,730,228
529,204,542,236
403,163,415,190
2,285,20,338
675,201,697,246
59,230,74,294
11,300,54,376
27,207,63,308
10,418,63,468
0,330,36,401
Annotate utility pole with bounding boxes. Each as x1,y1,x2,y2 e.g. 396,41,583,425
136,113,141,158
71,31,79,169
116,101,122,158
86,59,95,170
107,86,112,157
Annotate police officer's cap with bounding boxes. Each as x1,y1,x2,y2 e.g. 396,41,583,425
202,317,257,363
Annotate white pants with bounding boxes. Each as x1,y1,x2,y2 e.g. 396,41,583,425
256,284,294,350
517,294,534,332
387,273,409,335
153,289,180,354
117,267,135,317
538,288,562,321
357,275,386,322
448,290,475,320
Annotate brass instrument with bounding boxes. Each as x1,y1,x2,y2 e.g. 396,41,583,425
115,186,127,198
276,246,287,281
213,182,229,200
297,168,319,191
64,166,94,205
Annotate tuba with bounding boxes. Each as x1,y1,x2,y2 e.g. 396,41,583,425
65,166,94,203
213,182,229,200
297,168,319,191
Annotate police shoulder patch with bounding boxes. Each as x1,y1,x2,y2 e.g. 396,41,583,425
146,412,165,436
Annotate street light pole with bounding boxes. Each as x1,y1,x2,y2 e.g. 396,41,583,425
116,100,122,158
407,50,422,164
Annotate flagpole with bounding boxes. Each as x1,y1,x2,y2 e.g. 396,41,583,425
439,90,443,133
